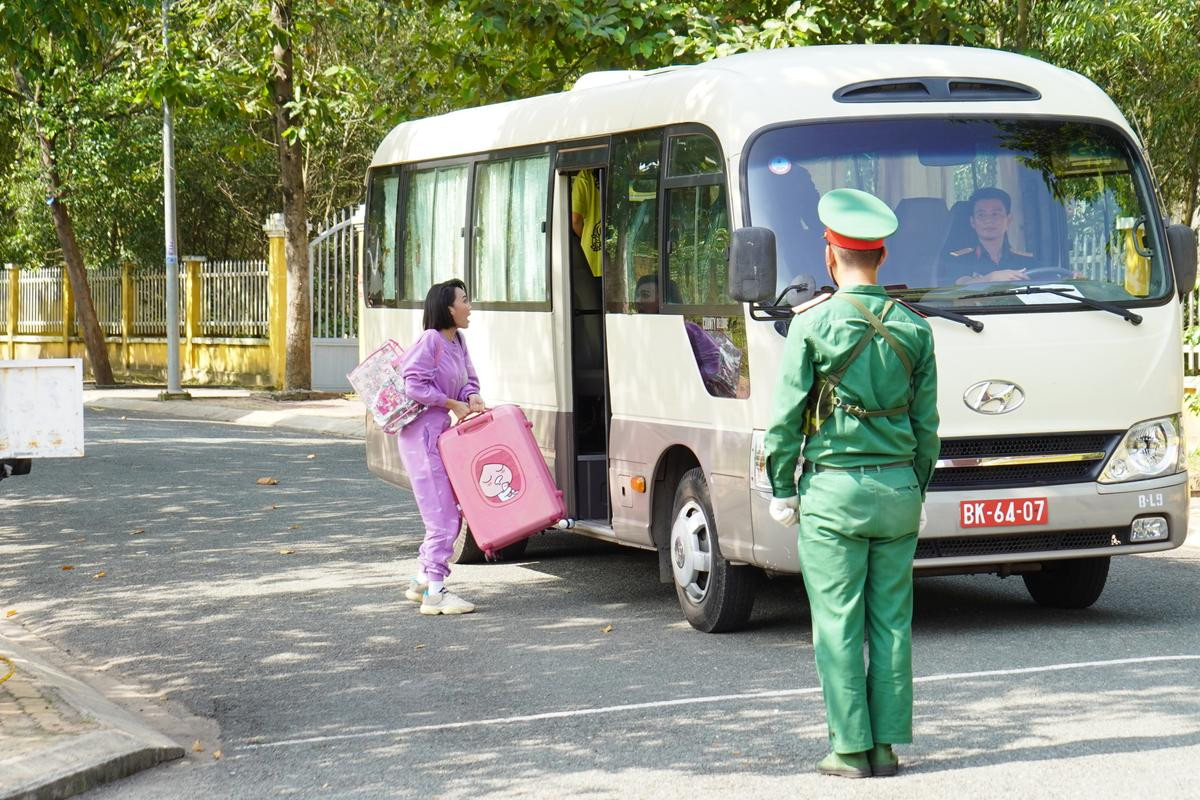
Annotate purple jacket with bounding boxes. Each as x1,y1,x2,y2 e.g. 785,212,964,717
402,329,480,409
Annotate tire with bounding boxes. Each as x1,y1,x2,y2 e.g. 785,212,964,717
1022,556,1110,609
669,467,757,632
450,522,529,564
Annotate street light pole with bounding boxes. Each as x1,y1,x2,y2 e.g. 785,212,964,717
160,0,188,399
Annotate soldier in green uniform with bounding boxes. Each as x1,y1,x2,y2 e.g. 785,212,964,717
765,188,940,779
941,186,1035,285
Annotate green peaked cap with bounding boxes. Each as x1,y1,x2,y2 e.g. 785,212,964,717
817,188,898,243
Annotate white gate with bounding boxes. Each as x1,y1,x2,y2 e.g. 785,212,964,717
309,205,362,391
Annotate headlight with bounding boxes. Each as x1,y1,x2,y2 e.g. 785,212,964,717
750,429,804,495
750,430,772,494
1098,414,1183,483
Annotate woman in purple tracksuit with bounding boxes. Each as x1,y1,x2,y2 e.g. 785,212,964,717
398,278,485,615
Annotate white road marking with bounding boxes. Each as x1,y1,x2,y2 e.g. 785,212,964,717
242,654,1200,751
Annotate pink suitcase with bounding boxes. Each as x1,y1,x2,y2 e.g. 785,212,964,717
438,404,565,556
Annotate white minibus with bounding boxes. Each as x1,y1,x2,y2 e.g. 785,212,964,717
359,45,1198,632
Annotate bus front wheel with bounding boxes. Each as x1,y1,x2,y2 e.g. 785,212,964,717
1022,556,1110,609
669,467,757,632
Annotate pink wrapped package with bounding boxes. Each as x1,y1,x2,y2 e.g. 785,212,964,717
347,339,424,433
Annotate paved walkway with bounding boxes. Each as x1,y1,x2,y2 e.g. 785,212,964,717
81,386,365,440
2,386,1197,797
1,386,364,799
0,621,183,800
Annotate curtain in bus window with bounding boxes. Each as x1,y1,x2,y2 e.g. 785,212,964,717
474,159,511,301
364,170,399,307
508,155,548,301
605,132,661,312
431,166,467,285
474,155,549,303
403,170,436,299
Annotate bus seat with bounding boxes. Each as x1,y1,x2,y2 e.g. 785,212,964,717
888,197,948,288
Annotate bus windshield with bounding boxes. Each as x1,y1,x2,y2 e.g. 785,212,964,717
745,118,1169,310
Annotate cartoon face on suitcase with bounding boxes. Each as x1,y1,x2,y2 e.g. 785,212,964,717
475,446,523,505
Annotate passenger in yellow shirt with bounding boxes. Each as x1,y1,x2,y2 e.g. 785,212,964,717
571,169,603,278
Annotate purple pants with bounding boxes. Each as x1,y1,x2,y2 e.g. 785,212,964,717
397,409,459,581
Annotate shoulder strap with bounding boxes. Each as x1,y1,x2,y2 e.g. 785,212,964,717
837,294,912,376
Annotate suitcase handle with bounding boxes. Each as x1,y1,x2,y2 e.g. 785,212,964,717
453,410,493,434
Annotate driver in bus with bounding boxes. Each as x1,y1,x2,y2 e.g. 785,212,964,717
941,186,1035,285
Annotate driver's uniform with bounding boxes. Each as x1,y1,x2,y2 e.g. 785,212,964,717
940,241,1035,284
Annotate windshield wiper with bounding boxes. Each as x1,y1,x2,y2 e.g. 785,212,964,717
960,286,1143,325
899,301,984,333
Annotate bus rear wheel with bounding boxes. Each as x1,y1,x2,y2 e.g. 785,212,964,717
450,523,529,564
669,467,757,632
1022,556,1110,609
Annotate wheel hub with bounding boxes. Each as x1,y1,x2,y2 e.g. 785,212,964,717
670,499,712,604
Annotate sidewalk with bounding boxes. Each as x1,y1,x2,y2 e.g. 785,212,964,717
0,621,184,800
82,386,365,440
1,386,359,799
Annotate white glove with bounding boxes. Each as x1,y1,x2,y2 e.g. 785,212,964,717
769,496,799,527
919,505,928,534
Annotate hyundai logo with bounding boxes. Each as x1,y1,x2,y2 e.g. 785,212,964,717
964,380,1025,414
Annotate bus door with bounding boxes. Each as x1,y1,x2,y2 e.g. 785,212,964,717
557,144,610,522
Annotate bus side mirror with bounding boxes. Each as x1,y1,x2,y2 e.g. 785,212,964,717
728,227,777,303
1167,224,1198,298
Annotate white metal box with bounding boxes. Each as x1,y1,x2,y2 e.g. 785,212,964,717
0,359,85,459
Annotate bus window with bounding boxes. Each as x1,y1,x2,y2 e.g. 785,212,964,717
746,119,1169,307
401,164,468,300
472,154,550,303
665,183,728,306
363,167,400,307
605,131,661,312
664,132,746,398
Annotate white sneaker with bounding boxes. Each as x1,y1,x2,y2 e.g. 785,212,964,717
419,588,476,615
404,577,428,603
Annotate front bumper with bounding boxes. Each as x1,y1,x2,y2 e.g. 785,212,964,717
748,472,1188,575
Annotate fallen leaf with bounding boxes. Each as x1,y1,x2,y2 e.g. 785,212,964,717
5,610,16,618
94,571,106,579
130,529,145,536
306,454,316,460
414,643,427,650
288,524,301,530
212,750,222,761
278,548,295,555
192,739,204,753
601,624,613,634
256,477,278,486
61,565,75,571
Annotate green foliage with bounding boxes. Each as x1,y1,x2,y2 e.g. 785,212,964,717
0,0,1195,277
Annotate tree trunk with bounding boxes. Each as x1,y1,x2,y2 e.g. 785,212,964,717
1015,0,1031,51
16,69,115,386
1185,142,1200,228
270,0,311,391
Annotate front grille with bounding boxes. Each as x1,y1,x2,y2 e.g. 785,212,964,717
929,432,1122,490
915,528,1123,560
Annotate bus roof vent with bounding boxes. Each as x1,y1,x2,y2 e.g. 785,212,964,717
834,77,1041,103
572,70,645,91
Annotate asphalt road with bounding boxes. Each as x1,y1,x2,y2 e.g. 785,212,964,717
2,409,1198,799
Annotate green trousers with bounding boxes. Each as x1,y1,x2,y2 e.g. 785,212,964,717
797,465,921,754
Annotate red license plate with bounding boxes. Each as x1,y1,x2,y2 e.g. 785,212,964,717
959,497,1048,528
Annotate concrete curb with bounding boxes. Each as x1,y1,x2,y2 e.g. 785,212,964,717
84,397,365,440
0,622,185,800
